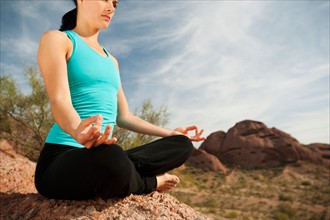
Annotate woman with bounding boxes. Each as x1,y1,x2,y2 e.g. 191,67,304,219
35,0,205,200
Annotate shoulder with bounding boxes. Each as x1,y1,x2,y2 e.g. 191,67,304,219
39,30,71,48
40,30,68,40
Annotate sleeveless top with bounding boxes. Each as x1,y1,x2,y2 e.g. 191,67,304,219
45,30,121,148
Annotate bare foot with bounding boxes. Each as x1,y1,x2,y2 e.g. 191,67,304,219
156,173,180,191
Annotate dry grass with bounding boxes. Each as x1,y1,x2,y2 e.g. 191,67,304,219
169,162,330,220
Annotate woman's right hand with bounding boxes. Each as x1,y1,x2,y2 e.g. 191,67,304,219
74,115,117,149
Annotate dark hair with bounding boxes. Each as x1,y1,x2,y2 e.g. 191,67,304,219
59,0,78,31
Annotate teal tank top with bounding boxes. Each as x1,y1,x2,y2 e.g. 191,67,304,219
45,30,121,148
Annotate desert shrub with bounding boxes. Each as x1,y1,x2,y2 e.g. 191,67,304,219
205,197,217,208
273,204,296,220
278,193,294,202
301,180,312,186
113,99,169,150
0,66,53,161
224,211,238,218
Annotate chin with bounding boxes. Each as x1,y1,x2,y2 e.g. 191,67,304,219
99,23,110,30
100,27,108,30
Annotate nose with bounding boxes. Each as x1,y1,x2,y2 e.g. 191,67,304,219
107,2,116,13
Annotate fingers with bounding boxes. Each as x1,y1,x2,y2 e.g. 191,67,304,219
84,125,100,139
84,132,100,149
191,136,206,142
94,114,103,128
185,125,198,132
75,114,119,148
104,137,117,145
191,131,205,142
75,115,102,143
93,124,111,146
94,125,117,147
77,125,101,146
80,115,101,128
196,129,205,139
184,125,206,142
91,124,118,148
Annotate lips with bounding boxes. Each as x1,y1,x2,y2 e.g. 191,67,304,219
102,15,111,21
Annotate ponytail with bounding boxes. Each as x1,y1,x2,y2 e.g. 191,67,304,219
59,8,77,31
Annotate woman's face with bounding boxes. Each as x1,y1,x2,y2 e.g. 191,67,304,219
77,0,118,30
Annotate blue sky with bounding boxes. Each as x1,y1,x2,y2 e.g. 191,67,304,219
1,0,329,145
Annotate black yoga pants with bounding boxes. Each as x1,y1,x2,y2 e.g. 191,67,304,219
34,135,193,200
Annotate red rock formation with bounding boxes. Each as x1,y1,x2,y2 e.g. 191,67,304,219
198,131,226,155
200,120,330,169
187,149,228,173
304,143,330,162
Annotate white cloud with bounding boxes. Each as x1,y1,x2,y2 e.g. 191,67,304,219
1,1,328,145
115,1,329,144
13,1,72,19
1,37,38,61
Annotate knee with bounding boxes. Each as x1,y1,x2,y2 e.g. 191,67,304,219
92,144,128,170
170,135,194,157
96,144,132,178
91,145,133,197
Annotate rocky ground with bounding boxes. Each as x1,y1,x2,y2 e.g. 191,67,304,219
0,140,209,220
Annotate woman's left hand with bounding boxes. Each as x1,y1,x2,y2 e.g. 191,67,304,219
172,126,206,142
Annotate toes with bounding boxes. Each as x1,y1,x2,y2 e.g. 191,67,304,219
170,175,180,184
156,173,180,192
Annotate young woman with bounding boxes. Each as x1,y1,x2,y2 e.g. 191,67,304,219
35,0,205,200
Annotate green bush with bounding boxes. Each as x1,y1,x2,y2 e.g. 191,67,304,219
113,99,169,150
0,66,53,161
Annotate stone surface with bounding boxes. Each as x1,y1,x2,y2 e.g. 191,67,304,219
187,149,228,173
0,140,209,220
200,120,330,169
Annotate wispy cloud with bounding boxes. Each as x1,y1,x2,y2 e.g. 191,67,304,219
1,1,71,91
0,1,329,144
111,1,329,144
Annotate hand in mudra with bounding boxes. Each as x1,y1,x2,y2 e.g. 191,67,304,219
173,126,205,142
74,115,117,149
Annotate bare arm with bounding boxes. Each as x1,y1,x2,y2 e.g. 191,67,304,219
111,57,205,141
38,30,80,137
116,85,174,137
38,30,116,148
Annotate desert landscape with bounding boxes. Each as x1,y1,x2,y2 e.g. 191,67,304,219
1,120,329,219
171,120,330,220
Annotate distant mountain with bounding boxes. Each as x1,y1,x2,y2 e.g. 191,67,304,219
189,120,329,170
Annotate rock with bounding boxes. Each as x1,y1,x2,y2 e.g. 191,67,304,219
0,139,209,220
200,120,330,169
0,192,209,220
304,143,330,162
0,140,37,194
187,149,228,173
199,131,226,155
